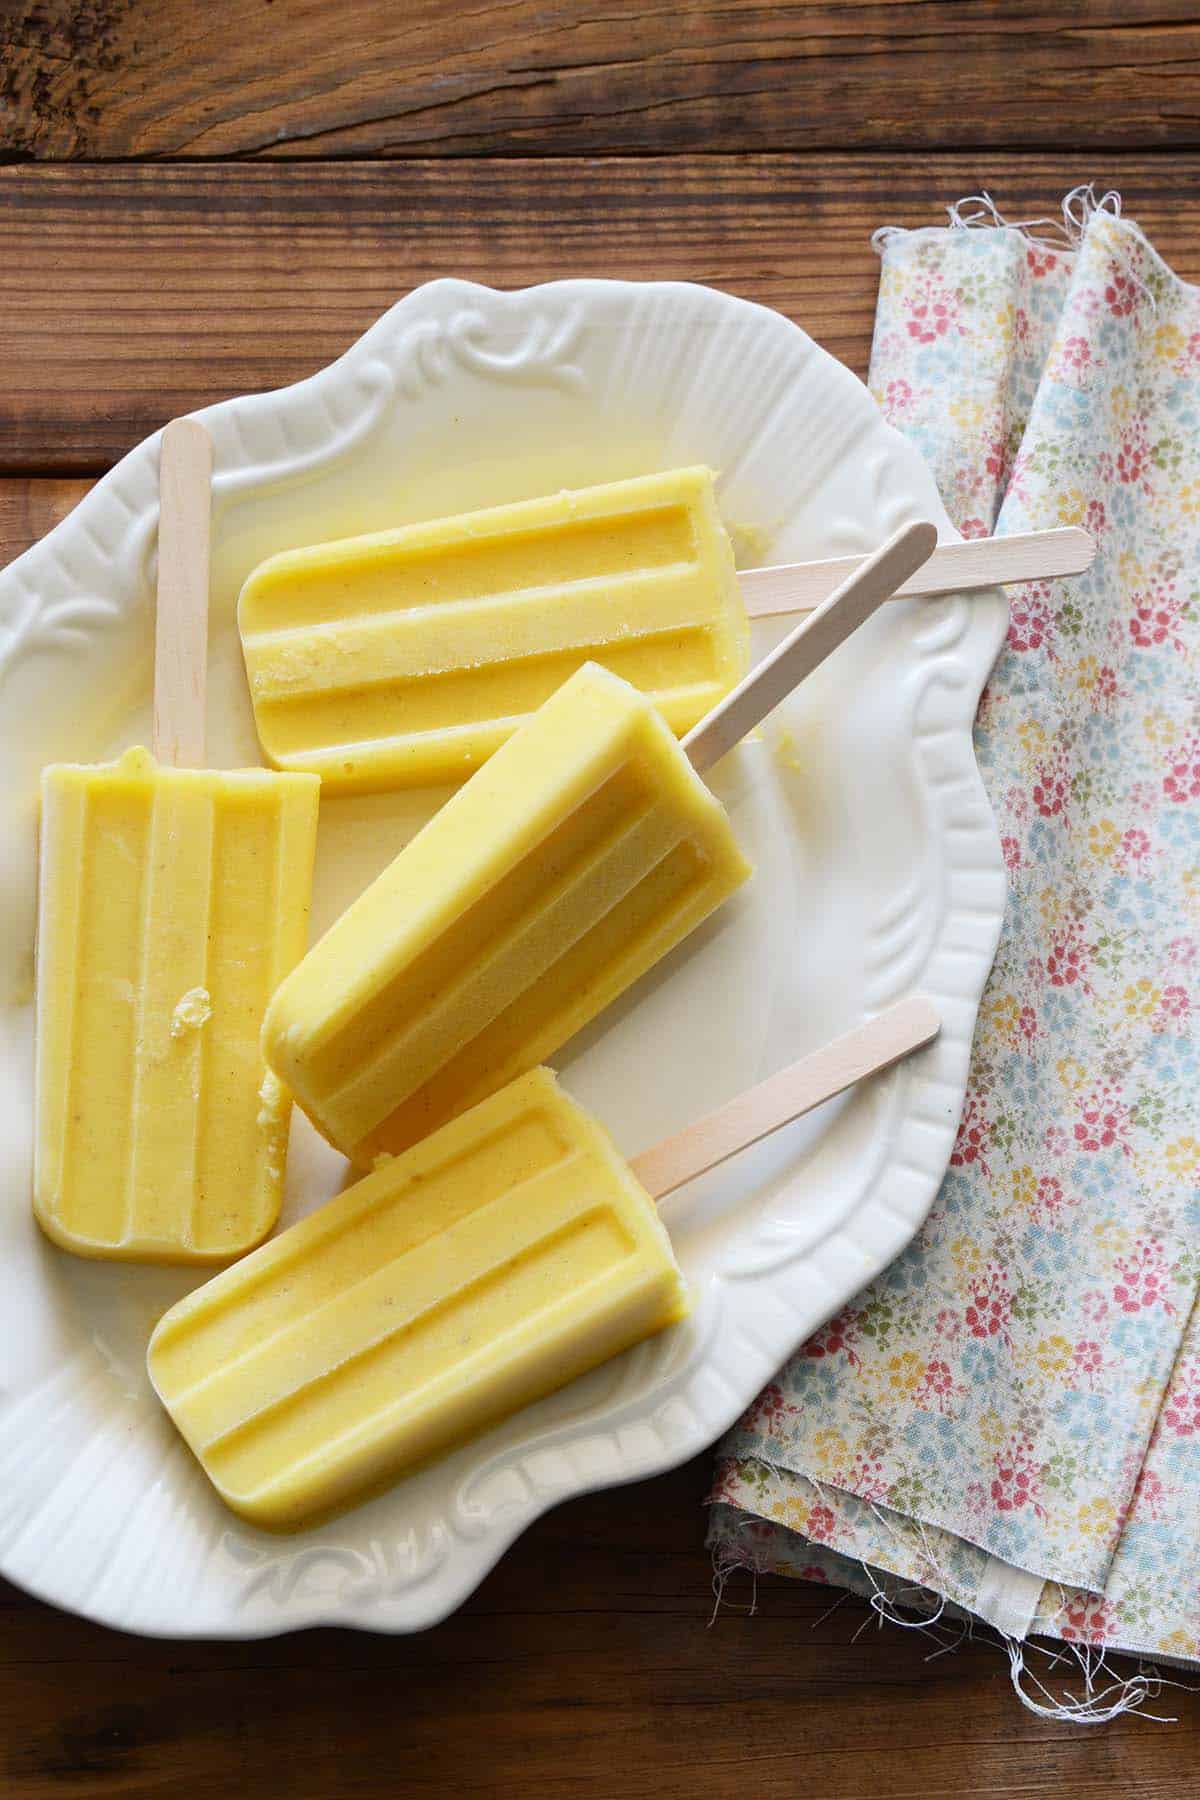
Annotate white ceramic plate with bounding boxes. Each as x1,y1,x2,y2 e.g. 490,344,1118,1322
0,279,1006,1637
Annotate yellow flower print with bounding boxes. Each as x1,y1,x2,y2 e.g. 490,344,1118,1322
1122,977,1161,1022
1087,818,1121,861
1017,717,1048,761
779,1493,813,1533
1011,1165,1038,1211
1055,487,1086,526
979,1409,1006,1450
884,1352,923,1398
809,1428,847,1472
1109,383,1132,424
1183,867,1200,919
1056,1056,1088,1093
948,394,984,432
986,991,1021,1041
1166,1137,1200,1180
949,1235,983,1277
1155,320,1186,363
1143,707,1174,748
1161,1628,1198,1659
1073,654,1099,695
1039,885,1062,927
1117,547,1143,589
1180,482,1200,522
1077,1495,1118,1541
1093,1215,1132,1259
1035,1334,1073,1377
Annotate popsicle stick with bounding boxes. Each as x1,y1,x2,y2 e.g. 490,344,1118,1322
683,519,938,773
740,525,1094,619
630,996,941,1203
153,417,213,769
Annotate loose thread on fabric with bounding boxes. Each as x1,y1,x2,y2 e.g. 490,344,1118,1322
874,183,1159,319
873,182,1122,254
710,1532,1191,1721
1006,1636,1177,1726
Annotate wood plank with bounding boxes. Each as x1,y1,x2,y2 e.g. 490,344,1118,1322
0,1456,1196,1796
2,1,1199,159
2,154,1200,473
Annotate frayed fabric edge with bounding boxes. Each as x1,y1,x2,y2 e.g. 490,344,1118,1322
871,181,1121,256
709,1519,1185,1725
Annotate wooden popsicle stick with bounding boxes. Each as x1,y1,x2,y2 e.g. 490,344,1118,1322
153,418,213,769
739,525,1093,620
683,519,937,773
630,996,941,1203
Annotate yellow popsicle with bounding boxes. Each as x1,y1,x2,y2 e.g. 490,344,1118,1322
262,662,751,1166
34,748,320,1263
147,1066,689,1531
238,467,748,791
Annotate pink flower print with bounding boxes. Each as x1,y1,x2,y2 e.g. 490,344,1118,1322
843,1455,890,1504
1018,1003,1038,1047
797,1564,830,1584
965,1263,1011,1342
1035,1174,1069,1216
1060,1593,1114,1646
984,432,1010,486
1132,1467,1168,1522
1072,1338,1105,1386
1001,834,1023,872
917,1358,956,1415
1032,751,1071,821
1168,936,1197,970
1007,583,1055,655
1094,664,1119,712
1026,245,1060,279
1084,496,1106,536
1104,271,1138,318
950,1092,992,1177
1129,582,1184,651
1046,927,1089,991
1164,736,1200,805
1074,1085,1131,1156
935,1307,963,1345
904,274,960,345
802,1307,860,1366
708,1460,741,1505
1116,419,1150,489
1096,449,1116,485
1080,1288,1111,1328
806,1503,837,1542
1119,826,1152,871
1007,784,1032,826
1184,329,1200,370
990,1438,1046,1518
1113,1240,1175,1315
1044,1121,1071,1159
882,377,913,420
1005,445,1034,503
748,1381,793,1433
1014,307,1031,347
1164,1358,1200,1437
1158,984,1190,1030
960,516,989,540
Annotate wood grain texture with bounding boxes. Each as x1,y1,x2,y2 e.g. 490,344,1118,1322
1,1458,1197,1798
2,0,1200,160
2,154,1200,473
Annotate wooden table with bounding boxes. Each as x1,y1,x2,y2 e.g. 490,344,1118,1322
3,6,1200,1793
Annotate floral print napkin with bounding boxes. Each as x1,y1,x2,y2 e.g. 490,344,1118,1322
708,194,1200,1677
